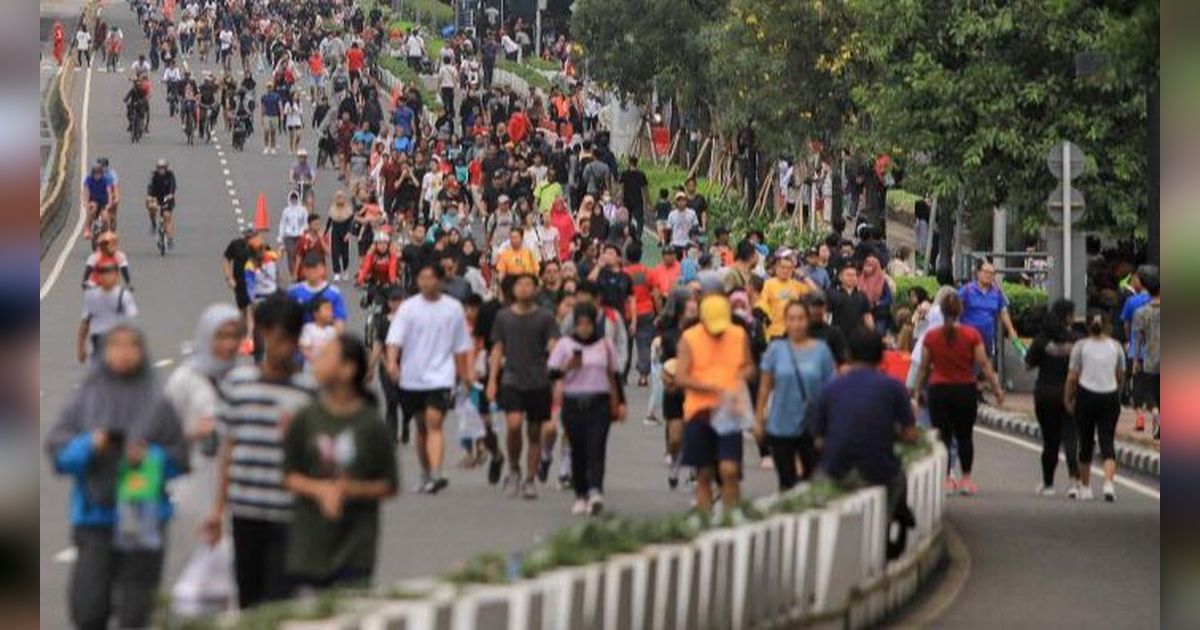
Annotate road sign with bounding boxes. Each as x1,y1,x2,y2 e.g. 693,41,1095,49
1046,186,1084,223
1047,141,1085,180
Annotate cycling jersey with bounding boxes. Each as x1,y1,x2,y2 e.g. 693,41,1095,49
147,170,176,203
83,174,111,207
355,251,399,286
199,83,219,106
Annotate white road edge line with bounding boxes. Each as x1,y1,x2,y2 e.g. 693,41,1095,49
40,64,92,302
53,546,77,564
975,426,1160,501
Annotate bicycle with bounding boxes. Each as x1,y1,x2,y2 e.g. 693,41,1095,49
166,83,180,117
198,103,214,143
128,103,147,143
182,102,197,145
358,282,391,345
148,196,174,254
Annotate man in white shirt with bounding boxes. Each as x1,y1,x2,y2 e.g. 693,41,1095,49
75,26,92,68
405,30,425,71
666,191,699,253
77,263,138,363
386,263,473,494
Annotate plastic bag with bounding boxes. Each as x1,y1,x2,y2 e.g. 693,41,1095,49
456,386,486,442
171,541,237,619
711,383,753,436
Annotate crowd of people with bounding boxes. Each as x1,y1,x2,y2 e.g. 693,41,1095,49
47,0,1161,626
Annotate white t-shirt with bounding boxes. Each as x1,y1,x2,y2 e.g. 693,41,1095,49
667,207,698,248
76,31,92,51
1069,337,1125,394
81,285,138,336
284,101,304,128
300,322,338,357
386,294,471,390
438,63,458,90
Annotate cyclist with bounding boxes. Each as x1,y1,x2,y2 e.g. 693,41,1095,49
81,231,132,289
81,162,113,240
97,157,121,229
355,230,401,289
123,77,150,137
181,77,200,141
130,53,152,78
146,158,178,248
198,72,220,141
162,59,184,117
289,148,317,210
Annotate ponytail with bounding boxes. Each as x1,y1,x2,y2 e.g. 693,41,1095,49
940,292,963,345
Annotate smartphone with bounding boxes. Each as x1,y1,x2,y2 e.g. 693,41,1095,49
572,349,583,362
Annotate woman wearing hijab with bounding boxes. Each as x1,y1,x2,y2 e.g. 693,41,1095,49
548,302,625,515
549,197,576,262
163,304,245,453
858,255,894,335
45,324,190,629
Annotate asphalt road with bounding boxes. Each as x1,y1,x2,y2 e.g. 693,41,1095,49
39,4,1159,628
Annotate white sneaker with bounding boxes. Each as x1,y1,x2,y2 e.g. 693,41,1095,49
262,147,270,154
1067,483,1080,500
1035,484,1056,497
571,499,588,515
1079,485,1094,501
587,491,604,515
1103,480,1115,502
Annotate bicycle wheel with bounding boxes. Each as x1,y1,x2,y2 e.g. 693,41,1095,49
157,225,166,255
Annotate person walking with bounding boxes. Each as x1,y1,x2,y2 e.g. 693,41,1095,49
754,301,836,490
958,259,1019,364
487,274,561,499
203,297,315,610
1132,272,1161,440
327,191,355,281
1025,299,1083,497
548,303,625,514
1065,312,1126,502
385,264,473,494
674,294,755,511
46,324,190,630
913,292,1005,495
657,289,698,489
283,334,398,592
163,304,243,452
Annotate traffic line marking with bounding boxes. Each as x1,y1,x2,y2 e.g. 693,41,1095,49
975,426,1160,501
225,179,234,187
53,546,77,564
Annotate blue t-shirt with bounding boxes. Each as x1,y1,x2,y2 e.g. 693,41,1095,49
1120,291,1151,358
287,282,348,324
261,90,282,117
352,129,376,146
959,282,1007,344
809,367,914,484
760,340,835,437
392,106,415,137
83,174,110,206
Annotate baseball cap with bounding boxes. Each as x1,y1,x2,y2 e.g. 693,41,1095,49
699,295,732,335
673,191,688,201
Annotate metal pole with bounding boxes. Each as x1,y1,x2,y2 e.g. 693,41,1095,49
924,196,938,265
1062,141,1072,299
535,8,542,58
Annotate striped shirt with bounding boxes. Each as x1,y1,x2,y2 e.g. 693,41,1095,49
217,365,315,523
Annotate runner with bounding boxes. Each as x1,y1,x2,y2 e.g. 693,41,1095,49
674,294,754,512
487,274,561,499
385,264,473,494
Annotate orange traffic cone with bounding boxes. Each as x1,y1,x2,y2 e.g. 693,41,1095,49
253,192,270,232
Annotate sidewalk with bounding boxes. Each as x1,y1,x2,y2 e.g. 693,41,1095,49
977,392,1161,478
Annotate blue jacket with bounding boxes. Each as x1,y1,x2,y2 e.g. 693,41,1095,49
53,434,182,528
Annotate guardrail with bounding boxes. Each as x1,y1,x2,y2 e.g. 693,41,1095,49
248,435,948,630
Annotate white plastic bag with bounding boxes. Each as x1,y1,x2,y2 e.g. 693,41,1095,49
711,383,754,436
171,540,237,619
456,387,486,442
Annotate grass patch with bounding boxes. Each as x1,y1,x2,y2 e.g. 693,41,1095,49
498,59,553,91
387,19,447,59
377,54,439,105
887,189,921,214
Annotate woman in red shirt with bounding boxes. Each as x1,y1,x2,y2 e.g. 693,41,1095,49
913,292,1004,495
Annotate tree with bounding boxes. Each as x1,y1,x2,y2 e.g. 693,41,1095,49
847,0,1158,240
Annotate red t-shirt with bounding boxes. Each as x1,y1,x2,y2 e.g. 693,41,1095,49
651,262,681,296
624,264,655,316
922,325,983,385
346,47,365,72
508,112,530,144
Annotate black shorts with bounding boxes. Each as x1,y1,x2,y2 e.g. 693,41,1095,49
234,288,251,309
681,410,743,468
1140,371,1160,407
497,386,553,422
662,389,685,420
399,388,452,423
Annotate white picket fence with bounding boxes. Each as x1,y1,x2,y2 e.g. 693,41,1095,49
281,437,947,630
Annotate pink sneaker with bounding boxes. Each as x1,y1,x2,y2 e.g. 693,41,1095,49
959,478,978,496
943,477,959,494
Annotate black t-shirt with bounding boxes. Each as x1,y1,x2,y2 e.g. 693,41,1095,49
689,193,709,226
620,169,648,213
490,306,560,389
596,267,633,312
809,321,848,365
828,287,872,335
914,199,931,222
224,238,251,295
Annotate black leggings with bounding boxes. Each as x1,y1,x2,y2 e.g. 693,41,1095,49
561,395,612,498
929,384,979,475
767,433,817,491
1034,386,1079,485
1076,387,1120,464
329,219,352,274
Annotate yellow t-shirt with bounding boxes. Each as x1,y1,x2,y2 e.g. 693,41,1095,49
495,246,540,277
758,277,810,338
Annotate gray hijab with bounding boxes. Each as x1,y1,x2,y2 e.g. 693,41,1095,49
189,303,242,379
46,324,190,482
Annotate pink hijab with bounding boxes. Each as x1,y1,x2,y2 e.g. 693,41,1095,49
858,255,886,306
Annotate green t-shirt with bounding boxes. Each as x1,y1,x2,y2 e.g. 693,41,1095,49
282,401,398,581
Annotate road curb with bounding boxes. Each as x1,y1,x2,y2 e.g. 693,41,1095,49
977,404,1160,478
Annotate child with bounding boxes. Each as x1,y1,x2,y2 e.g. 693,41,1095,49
654,188,671,248
300,298,338,363
282,333,398,592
